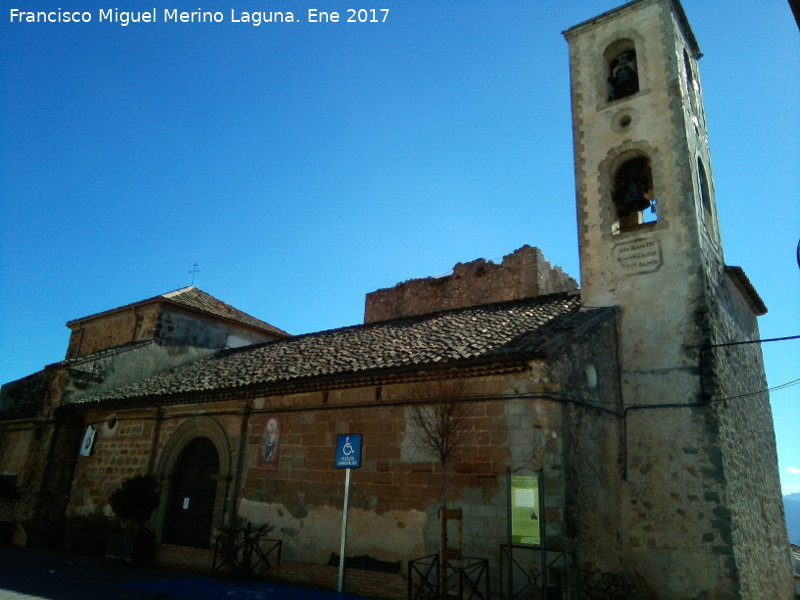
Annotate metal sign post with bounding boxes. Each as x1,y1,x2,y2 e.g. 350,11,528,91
336,434,362,593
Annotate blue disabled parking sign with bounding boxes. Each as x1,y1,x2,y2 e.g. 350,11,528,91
336,434,362,469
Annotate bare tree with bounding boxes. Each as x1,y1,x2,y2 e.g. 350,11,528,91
409,379,474,598
408,378,474,508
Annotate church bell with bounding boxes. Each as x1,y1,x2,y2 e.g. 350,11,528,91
621,178,651,213
614,156,652,217
609,50,639,100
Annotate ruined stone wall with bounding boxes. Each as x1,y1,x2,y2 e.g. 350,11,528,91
0,366,77,547
0,414,79,547
364,245,577,323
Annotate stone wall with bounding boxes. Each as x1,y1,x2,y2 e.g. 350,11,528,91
63,343,217,404
66,306,160,359
157,306,275,349
0,370,51,418
0,410,82,547
238,376,519,571
66,303,279,361
552,311,626,581
364,245,577,323
59,306,622,600
564,1,791,598
68,408,160,512
708,268,794,599
266,561,406,600
62,369,575,599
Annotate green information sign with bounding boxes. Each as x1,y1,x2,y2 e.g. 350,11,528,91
510,474,540,546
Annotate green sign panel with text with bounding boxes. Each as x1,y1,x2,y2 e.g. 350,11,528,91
510,474,540,546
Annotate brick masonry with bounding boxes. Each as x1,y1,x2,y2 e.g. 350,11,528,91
56,308,619,600
364,245,577,323
0,2,790,599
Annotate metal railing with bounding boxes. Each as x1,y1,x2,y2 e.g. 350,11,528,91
499,545,566,600
212,522,281,577
408,553,490,600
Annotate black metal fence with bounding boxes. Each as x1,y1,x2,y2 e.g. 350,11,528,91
212,522,282,577
499,545,566,600
408,554,490,600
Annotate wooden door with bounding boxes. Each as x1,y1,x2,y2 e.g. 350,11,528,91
165,437,219,548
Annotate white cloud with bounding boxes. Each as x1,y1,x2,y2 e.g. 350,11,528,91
787,467,800,475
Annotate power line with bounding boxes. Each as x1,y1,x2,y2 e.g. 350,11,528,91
711,377,800,403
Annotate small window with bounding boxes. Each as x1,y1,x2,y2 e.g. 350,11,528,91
608,48,639,102
683,50,694,89
584,364,598,390
683,50,699,114
612,156,657,232
697,158,711,218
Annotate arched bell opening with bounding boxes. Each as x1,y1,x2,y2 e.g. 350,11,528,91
612,155,657,232
605,41,639,102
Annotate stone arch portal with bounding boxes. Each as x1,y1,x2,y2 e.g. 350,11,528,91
164,437,219,547
155,417,233,548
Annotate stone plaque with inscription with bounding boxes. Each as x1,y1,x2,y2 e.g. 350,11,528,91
613,239,662,274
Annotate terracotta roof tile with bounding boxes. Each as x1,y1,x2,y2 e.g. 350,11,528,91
67,286,290,338
161,287,290,336
70,293,608,405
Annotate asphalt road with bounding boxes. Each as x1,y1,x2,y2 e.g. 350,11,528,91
0,547,377,600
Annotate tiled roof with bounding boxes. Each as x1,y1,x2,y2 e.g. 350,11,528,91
70,292,608,406
162,287,290,336
67,286,290,338
725,266,767,316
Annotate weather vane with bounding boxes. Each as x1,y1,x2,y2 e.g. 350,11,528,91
189,262,200,285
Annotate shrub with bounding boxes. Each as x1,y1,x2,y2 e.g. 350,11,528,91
108,474,160,532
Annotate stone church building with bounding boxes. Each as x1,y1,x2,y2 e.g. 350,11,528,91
0,1,793,598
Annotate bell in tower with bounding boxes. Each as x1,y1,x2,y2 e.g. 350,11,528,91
608,49,639,100
563,1,788,599
613,156,652,217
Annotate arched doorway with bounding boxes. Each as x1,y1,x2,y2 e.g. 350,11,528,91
165,437,219,548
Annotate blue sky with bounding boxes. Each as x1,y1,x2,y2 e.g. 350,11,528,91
1,1,798,492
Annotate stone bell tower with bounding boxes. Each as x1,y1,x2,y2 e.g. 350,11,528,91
564,1,792,599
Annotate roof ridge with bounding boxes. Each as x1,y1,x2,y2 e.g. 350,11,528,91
66,286,289,337
67,292,600,407
159,286,288,333
253,290,583,348
160,285,196,299
359,290,581,327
